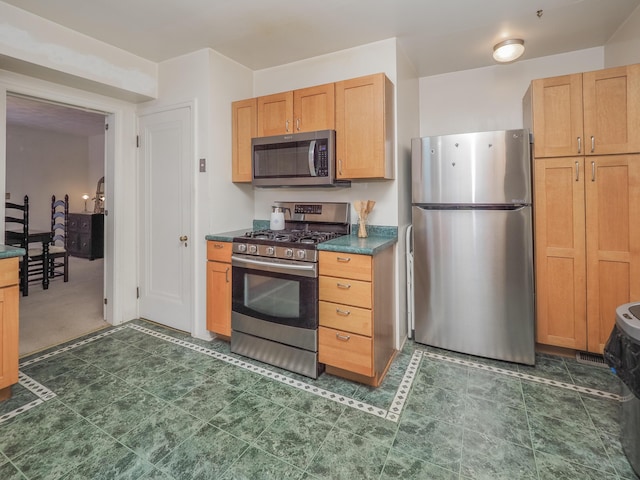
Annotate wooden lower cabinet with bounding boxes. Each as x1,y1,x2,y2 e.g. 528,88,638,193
206,241,232,337
534,155,640,353
318,248,395,386
0,257,20,400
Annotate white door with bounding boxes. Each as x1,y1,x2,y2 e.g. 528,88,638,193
138,106,193,332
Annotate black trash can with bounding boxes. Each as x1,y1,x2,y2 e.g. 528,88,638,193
604,302,640,478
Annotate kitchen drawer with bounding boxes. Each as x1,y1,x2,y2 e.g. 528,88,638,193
319,300,372,336
207,241,232,263
319,326,373,376
319,251,371,281
319,275,371,309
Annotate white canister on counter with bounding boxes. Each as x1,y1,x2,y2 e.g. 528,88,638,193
270,206,285,230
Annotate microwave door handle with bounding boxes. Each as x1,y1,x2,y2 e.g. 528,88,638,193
308,140,317,176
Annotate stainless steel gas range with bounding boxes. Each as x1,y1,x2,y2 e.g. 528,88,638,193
231,201,351,378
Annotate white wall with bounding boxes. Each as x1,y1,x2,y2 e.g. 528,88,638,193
394,44,420,345
6,124,94,229
141,48,255,339
0,1,157,101
605,5,640,67
419,47,604,136
252,39,399,227
0,69,139,325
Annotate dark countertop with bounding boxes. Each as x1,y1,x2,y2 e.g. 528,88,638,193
0,245,27,258
206,226,398,256
317,233,397,255
205,229,252,243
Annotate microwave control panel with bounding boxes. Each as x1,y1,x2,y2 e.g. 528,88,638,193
316,143,329,177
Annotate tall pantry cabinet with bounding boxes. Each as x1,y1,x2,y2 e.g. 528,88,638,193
524,64,640,354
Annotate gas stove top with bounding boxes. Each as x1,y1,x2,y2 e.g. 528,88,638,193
241,229,345,245
232,201,351,262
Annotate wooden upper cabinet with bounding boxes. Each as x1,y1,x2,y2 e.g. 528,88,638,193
585,155,640,353
531,74,584,158
257,85,335,136
293,83,335,133
257,91,294,137
231,98,257,183
533,157,587,350
583,64,640,155
530,64,640,158
335,73,394,179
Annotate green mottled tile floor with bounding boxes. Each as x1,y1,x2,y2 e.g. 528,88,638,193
0,319,637,479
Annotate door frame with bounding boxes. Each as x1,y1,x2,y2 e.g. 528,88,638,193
0,70,140,327
136,101,196,334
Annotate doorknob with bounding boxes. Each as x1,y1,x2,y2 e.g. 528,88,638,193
179,235,188,247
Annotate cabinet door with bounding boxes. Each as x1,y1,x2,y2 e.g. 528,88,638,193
531,74,584,158
206,261,231,336
293,83,335,133
257,91,293,136
534,157,587,349
0,284,19,391
583,64,640,155
585,155,640,353
232,98,257,183
335,73,393,179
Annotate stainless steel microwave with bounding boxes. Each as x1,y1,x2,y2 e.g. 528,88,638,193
251,129,350,187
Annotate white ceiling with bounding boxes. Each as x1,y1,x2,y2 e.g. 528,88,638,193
3,0,639,76
6,95,106,137
3,0,639,136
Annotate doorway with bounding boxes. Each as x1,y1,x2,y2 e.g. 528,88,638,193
5,93,108,356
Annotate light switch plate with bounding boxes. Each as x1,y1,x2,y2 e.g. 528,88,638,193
199,158,206,172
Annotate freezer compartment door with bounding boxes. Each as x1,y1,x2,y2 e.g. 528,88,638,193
412,205,535,364
411,129,532,205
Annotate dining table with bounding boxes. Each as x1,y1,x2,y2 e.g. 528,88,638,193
4,230,52,294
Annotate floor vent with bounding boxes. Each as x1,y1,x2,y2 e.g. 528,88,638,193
576,351,608,368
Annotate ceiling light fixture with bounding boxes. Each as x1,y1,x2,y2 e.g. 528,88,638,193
492,38,525,63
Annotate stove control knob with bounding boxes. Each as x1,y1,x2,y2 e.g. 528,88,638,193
248,244,258,254
296,250,306,260
284,248,294,258
237,244,247,253
266,246,275,256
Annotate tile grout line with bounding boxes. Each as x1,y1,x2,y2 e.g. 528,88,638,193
128,324,394,421
385,349,422,421
420,350,621,401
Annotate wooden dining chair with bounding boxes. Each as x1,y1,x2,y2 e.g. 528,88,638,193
48,194,69,282
4,195,30,295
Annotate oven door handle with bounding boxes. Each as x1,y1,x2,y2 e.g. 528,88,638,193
232,255,317,277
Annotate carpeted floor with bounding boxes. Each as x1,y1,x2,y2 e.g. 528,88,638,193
18,255,108,356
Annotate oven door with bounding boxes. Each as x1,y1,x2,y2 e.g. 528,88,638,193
231,254,318,329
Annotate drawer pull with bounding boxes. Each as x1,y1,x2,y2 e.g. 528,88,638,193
214,244,224,249
336,282,351,289
336,308,351,316
336,256,351,263
336,333,351,342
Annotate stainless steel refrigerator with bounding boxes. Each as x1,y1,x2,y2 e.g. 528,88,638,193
411,129,535,365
